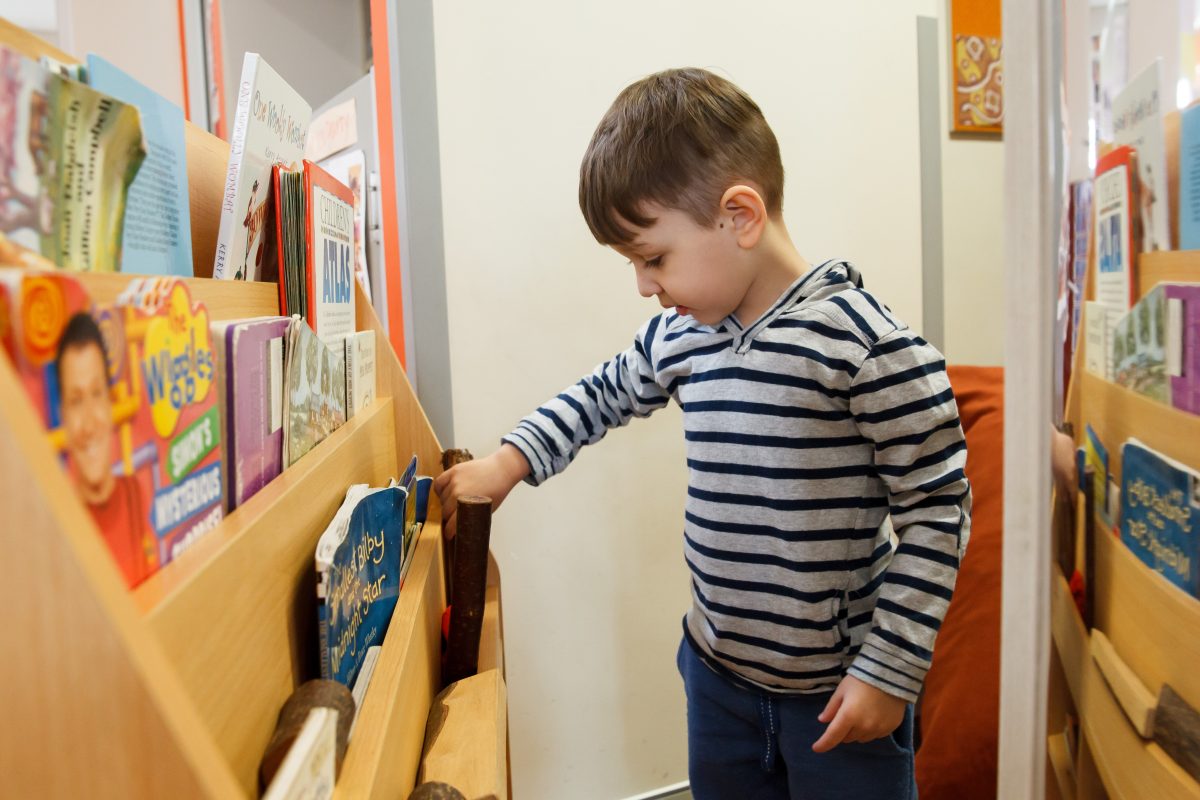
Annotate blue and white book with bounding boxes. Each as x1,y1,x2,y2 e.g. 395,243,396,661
1119,439,1200,597
1181,103,1200,250
315,455,422,687
86,55,193,276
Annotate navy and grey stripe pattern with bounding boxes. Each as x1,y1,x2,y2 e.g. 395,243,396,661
501,260,971,703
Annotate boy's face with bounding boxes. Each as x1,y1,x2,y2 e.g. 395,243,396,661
612,204,750,327
59,341,116,503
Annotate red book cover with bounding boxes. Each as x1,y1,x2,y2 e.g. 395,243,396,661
302,160,356,346
1094,145,1141,312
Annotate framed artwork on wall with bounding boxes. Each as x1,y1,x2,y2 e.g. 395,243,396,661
950,0,1003,136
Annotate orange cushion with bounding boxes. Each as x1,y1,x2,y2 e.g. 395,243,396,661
915,365,1004,799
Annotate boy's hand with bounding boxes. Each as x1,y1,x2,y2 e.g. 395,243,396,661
433,443,530,538
811,674,908,753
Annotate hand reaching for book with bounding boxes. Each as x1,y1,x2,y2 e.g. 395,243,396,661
434,443,530,539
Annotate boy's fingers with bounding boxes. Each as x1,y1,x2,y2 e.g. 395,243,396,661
443,508,457,540
812,712,852,753
817,690,842,723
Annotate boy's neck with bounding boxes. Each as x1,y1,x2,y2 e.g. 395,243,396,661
733,219,810,325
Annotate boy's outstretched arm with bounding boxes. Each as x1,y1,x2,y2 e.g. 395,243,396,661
435,443,530,538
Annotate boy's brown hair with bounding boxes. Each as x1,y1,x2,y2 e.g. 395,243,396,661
579,67,784,245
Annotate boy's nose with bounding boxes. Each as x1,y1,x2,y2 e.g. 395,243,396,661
635,270,660,298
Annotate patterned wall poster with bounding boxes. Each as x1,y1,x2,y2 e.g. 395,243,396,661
950,0,1003,135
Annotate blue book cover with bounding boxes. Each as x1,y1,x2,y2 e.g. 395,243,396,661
1119,439,1200,597
317,483,407,687
1181,103,1200,251
86,55,193,276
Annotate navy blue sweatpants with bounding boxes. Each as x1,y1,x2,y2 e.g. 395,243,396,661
678,637,917,800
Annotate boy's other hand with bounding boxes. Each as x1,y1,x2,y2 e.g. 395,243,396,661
811,674,908,753
433,443,530,539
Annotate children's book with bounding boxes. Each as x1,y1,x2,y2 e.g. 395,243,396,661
1093,145,1140,312
343,330,375,419
314,456,422,687
1112,58,1170,251
1083,423,1110,522
212,54,310,281
0,271,222,586
85,55,193,277
0,46,146,272
1110,282,1200,413
1069,180,1092,358
1085,301,1121,381
276,161,356,346
261,707,337,800
1180,103,1200,250
283,316,346,467
1120,439,1200,597
212,315,290,510
319,149,370,300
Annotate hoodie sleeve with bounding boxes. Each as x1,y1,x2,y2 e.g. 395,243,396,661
501,315,672,486
845,328,972,703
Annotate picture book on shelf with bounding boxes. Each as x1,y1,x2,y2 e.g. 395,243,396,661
0,46,146,272
319,148,370,300
1093,145,1140,312
276,160,356,346
85,55,193,277
1180,102,1200,250
0,270,223,587
343,330,375,419
212,54,310,282
1112,58,1169,251
1120,439,1200,597
315,456,418,687
261,707,337,800
1110,282,1200,414
283,316,346,467
211,315,289,510
1084,300,1121,381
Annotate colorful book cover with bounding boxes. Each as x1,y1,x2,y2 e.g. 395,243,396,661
0,271,221,586
1120,439,1200,597
219,315,289,509
1112,58,1170,252
283,317,346,467
1167,283,1200,414
1180,103,1200,250
1094,145,1140,312
0,46,146,272
212,54,309,281
86,55,193,277
319,148,370,300
303,161,356,346
1070,180,1092,357
1084,424,1109,521
315,481,407,687
1111,284,1170,403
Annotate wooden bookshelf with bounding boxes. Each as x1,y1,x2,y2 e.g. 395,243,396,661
1050,243,1200,798
0,18,505,800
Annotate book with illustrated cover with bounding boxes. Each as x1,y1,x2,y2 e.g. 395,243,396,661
276,161,356,347
86,55,193,277
212,54,309,281
319,149,370,300
0,46,146,272
261,707,337,800
343,330,375,418
283,316,346,467
1120,439,1200,597
1110,283,1200,414
0,270,222,586
1094,145,1140,312
1112,58,1170,251
315,456,419,687
1180,103,1200,250
212,315,289,510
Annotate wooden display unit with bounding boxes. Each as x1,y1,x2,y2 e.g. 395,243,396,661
0,19,505,799
1050,241,1200,798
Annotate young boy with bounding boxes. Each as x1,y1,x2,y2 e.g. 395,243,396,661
434,68,971,799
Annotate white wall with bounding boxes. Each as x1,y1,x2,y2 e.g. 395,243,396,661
936,6,1005,367
432,3,940,797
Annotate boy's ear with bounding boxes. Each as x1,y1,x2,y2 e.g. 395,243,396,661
719,185,767,248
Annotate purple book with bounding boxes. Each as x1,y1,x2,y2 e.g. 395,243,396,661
221,316,291,509
1167,284,1200,414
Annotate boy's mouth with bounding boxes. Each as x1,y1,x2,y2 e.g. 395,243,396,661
675,306,690,317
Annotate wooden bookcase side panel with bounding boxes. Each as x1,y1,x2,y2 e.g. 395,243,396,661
1139,251,1200,298
0,354,240,798
0,18,227,281
137,399,398,795
75,273,279,318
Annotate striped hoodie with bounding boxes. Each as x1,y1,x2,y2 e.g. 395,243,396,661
501,259,971,703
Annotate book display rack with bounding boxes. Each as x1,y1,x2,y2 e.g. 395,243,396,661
1048,110,1200,800
0,19,506,799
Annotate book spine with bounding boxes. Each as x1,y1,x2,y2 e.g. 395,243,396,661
344,335,356,418
317,599,331,681
213,55,257,280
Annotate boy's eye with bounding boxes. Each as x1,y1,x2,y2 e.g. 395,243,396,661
645,256,662,268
